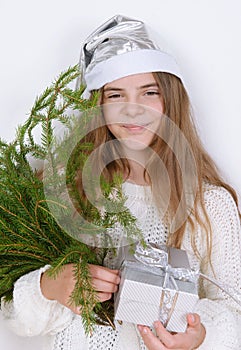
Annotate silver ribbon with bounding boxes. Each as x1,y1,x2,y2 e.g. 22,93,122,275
134,242,198,290
133,242,241,306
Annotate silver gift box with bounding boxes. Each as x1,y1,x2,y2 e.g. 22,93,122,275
114,243,199,333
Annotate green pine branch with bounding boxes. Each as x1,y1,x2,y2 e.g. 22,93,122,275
0,64,143,334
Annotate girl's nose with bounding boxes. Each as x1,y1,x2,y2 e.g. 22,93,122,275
122,102,145,118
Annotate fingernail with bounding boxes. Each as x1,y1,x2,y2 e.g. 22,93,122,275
154,321,159,329
142,327,148,334
138,325,148,334
189,314,195,323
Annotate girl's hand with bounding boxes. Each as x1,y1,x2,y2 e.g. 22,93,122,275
40,263,120,314
138,314,206,350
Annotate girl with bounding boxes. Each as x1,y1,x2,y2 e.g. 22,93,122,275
2,14,241,350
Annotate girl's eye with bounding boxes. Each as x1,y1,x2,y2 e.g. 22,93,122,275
145,90,160,96
110,94,121,98
106,93,122,99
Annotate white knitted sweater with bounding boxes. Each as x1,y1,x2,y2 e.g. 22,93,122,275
2,182,241,350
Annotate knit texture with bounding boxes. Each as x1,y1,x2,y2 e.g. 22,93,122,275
2,182,241,349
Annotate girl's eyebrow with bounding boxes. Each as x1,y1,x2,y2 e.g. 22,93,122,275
139,83,159,89
103,87,122,92
103,82,158,92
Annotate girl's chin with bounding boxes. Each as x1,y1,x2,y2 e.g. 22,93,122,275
121,139,150,151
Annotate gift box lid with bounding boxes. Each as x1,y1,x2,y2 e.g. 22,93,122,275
120,263,198,298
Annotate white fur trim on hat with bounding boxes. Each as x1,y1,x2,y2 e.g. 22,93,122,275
83,49,182,97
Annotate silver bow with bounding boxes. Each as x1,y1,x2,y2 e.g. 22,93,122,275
133,242,198,291
134,242,241,306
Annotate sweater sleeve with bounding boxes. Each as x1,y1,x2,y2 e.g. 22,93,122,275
1,265,77,337
191,186,241,349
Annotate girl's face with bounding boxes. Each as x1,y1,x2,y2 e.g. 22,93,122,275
102,73,163,151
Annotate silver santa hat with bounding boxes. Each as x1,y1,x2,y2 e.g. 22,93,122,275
77,14,183,96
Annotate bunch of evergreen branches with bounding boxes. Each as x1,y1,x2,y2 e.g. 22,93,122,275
0,65,142,334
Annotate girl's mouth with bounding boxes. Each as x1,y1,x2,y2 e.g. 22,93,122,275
122,123,150,131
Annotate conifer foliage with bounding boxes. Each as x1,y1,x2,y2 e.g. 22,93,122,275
0,65,141,333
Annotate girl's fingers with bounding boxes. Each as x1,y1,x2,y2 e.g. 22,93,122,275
187,313,200,328
88,265,120,302
96,292,112,302
152,321,189,349
186,314,206,348
88,265,120,284
138,325,165,350
151,315,205,349
91,278,119,293
153,321,176,347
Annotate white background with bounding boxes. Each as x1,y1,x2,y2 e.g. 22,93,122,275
0,0,241,349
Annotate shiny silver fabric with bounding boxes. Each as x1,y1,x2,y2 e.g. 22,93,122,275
77,14,160,89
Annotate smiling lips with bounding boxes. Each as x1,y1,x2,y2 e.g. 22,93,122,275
122,123,150,133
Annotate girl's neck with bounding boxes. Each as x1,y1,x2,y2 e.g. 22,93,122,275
125,160,150,186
